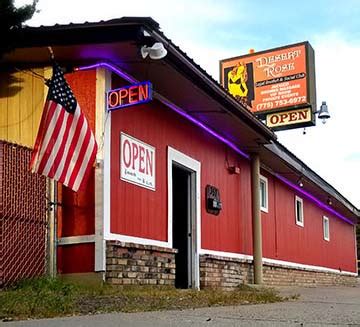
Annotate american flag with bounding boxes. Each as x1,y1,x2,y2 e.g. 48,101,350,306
30,62,97,192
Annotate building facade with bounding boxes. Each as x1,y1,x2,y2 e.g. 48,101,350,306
1,18,358,288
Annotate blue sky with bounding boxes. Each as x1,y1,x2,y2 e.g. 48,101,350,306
181,0,360,50
17,0,360,207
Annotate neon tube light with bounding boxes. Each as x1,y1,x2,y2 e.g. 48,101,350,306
76,62,354,225
275,174,354,225
76,62,250,159
107,81,153,111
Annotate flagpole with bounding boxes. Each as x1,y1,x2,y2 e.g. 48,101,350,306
48,179,57,278
45,53,56,277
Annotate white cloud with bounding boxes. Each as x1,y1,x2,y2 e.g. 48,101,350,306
18,0,238,27
277,34,360,206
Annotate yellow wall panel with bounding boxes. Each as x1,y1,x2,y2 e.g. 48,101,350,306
20,71,34,146
0,73,8,140
32,68,45,146
6,71,21,143
0,68,45,147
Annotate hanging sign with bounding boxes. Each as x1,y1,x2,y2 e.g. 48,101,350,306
220,42,317,130
266,107,312,130
120,132,155,191
107,81,152,111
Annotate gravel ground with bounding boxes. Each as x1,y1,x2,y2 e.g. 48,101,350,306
2,283,360,327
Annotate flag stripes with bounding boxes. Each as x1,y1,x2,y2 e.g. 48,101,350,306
30,63,97,192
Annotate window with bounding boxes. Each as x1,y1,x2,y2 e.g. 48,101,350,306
323,216,330,241
295,196,304,227
260,175,268,213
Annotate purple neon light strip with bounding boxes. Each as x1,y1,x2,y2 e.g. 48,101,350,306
76,62,250,159
76,62,138,83
77,62,353,224
154,93,250,159
275,174,353,225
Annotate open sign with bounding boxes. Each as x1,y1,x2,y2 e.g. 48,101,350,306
107,81,152,111
120,132,155,191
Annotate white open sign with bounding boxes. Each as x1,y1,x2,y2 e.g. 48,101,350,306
120,132,155,191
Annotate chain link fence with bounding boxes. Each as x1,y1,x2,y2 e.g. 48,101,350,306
0,141,49,287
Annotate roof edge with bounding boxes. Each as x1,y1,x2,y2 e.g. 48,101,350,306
143,27,277,142
265,140,360,219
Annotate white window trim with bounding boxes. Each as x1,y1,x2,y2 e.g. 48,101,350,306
323,216,330,241
260,175,268,213
295,195,304,227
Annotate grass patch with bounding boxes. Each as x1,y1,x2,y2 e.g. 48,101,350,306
0,277,284,321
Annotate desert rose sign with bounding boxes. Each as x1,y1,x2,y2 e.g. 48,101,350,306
220,42,317,131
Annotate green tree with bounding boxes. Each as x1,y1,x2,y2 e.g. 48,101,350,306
0,0,38,57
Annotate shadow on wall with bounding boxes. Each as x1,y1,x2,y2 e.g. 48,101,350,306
0,72,23,98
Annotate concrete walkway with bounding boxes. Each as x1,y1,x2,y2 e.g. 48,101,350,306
2,284,360,326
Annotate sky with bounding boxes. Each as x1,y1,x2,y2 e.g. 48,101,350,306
15,0,360,207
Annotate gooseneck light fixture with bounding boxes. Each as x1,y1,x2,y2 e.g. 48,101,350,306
303,101,330,134
316,101,330,124
141,42,167,60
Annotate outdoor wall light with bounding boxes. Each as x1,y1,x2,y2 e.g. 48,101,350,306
303,101,330,134
228,166,240,175
141,42,167,60
297,176,304,188
316,101,330,124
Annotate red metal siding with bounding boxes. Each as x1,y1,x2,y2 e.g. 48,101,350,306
57,243,95,274
262,172,357,273
57,70,96,238
56,70,97,274
109,76,356,273
110,100,253,254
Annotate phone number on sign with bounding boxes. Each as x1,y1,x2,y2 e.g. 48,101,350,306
256,96,307,111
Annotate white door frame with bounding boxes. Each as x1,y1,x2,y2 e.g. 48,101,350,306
167,146,201,289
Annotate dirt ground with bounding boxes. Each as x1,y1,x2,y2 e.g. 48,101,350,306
3,283,360,327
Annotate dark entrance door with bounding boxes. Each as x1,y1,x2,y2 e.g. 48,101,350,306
172,164,194,289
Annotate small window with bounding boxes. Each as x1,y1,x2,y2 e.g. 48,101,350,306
260,175,268,213
295,196,304,227
323,216,330,241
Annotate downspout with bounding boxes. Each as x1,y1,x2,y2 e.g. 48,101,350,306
251,153,263,284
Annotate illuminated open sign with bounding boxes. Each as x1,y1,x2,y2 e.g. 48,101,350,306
107,81,152,111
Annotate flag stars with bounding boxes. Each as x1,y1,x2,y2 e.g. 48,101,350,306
47,63,77,114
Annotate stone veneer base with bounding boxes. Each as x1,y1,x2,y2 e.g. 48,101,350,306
106,241,177,286
106,243,357,288
200,254,357,289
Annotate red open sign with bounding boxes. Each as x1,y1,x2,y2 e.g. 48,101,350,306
107,81,152,111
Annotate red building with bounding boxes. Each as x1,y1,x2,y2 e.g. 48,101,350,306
2,17,358,288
